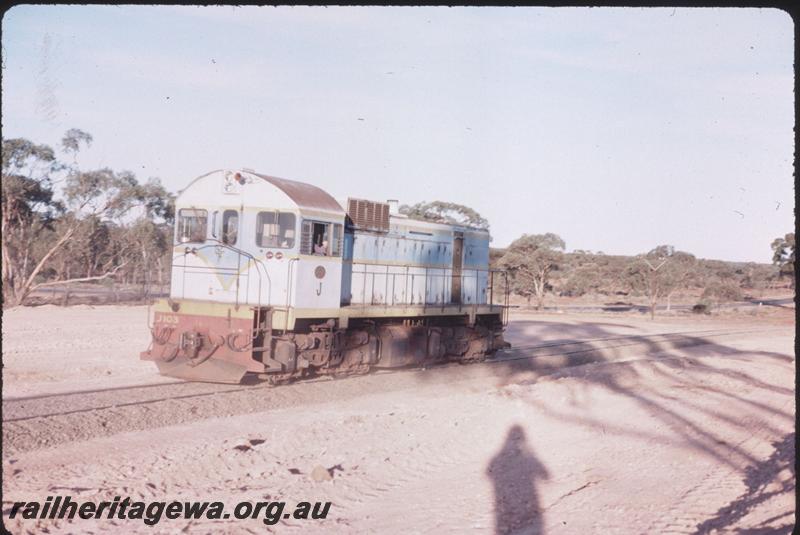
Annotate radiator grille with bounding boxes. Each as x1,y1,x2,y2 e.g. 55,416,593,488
347,198,390,232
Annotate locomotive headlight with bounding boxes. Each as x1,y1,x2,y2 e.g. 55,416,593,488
276,252,284,260
314,266,326,279
265,251,274,259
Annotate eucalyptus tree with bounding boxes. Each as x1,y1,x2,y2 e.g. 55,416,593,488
498,233,566,309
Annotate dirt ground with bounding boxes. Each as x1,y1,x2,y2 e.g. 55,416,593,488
1,303,795,534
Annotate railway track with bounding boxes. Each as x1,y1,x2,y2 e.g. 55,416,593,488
488,327,764,364
3,327,762,423
2,327,769,454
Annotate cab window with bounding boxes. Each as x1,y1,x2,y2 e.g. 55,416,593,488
301,220,343,257
256,211,296,248
177,208,208,243
331,223,343,256
222,210,238,245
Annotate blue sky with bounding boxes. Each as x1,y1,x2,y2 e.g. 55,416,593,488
2,6,794,262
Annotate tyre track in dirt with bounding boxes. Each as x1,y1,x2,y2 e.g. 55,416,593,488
643,393,796,534
2,329,765,455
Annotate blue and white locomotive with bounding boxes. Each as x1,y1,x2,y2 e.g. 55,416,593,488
141,169,508,383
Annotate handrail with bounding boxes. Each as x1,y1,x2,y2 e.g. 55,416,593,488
179,240,271,312
285,257,299,331
346,260,508,311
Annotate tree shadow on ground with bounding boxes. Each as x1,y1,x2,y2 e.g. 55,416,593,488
410,317,794,533
692,432,795,534
486,425,550,535
486,320,794,470
503,320,640,347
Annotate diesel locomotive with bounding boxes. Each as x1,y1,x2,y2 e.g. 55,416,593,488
141,169,509,383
